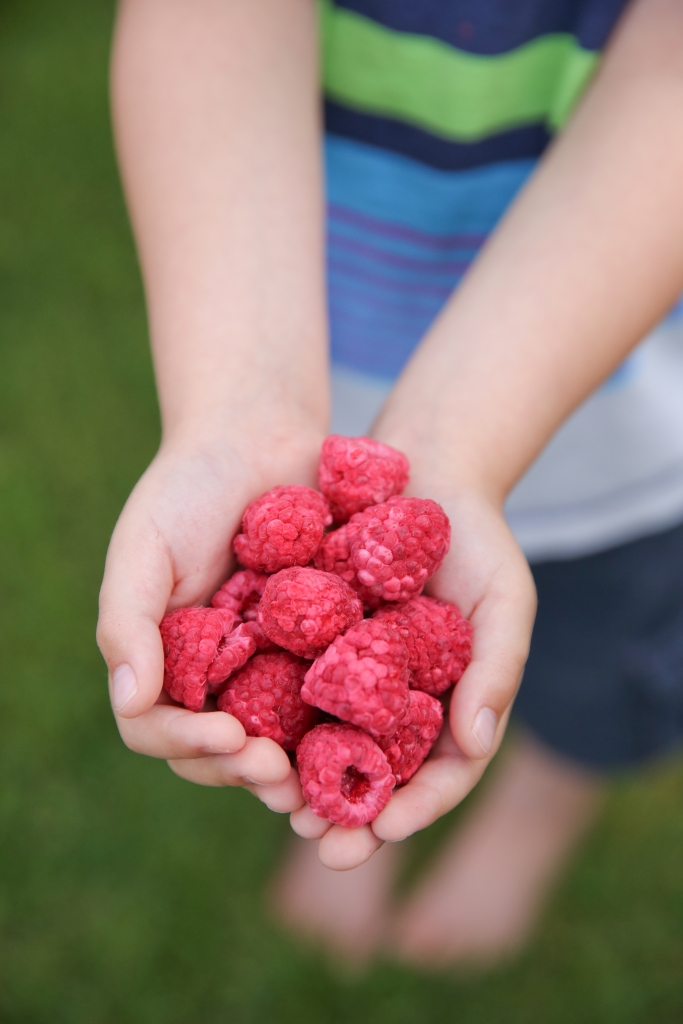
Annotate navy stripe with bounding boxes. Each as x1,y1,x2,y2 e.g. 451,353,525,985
325,100,551,171
333,0,629,55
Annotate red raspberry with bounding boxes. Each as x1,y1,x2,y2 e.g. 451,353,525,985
296,723,395,826
241,618,282,652
374,595,473,696
218,652,315,750
377,690,443,785
301,618,410,737
160,606,237,711
206,621,268,693
211,569,268,621
318,434,410,522
346,496,450,602
258,566,363,658
313,524,383,611
233,486,332,574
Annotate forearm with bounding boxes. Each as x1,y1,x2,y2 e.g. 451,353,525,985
111,0,328,445
376,0,683,501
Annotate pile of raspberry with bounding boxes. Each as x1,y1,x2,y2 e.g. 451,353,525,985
159,434,472,828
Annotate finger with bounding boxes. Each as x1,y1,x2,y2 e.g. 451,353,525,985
117,705,246,759
449,550,535,761
167,736,291,787
318,824,384,870
370,729,503,843
290,803,332,839
244,767,304,812
97,499,174,719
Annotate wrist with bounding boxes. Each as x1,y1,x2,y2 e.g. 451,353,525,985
157,405,326,494
372,417,508,511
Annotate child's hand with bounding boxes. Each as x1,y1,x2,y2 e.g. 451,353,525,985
97,425,320,811
289,485,536,869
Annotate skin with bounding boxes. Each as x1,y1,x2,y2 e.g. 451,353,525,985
98,0,683,871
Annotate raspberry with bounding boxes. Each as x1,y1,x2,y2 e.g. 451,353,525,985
296,723,395,826
346,496,450,602
318,434,410,522
233,485,332,574
240,618,281,652
160,606,237,711
211,569,268,621
313,524,383,611
206,621,265,693
374,595,473,695
218,652,315,750
258,566,363,658
377,690,443,785
301,618,410,737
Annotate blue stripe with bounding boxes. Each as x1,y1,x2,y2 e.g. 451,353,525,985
332,0,629,55
325,100,551,171
325,136,535,235
326,137,535,377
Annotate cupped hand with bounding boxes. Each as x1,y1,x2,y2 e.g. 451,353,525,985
96,422,321,808
289,485,537,870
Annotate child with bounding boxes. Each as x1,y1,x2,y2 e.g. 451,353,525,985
98,0,683,964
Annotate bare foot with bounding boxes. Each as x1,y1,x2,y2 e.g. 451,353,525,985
390,731,605,968
269,835,402,963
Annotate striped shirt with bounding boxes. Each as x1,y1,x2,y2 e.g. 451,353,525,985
323,0,683,560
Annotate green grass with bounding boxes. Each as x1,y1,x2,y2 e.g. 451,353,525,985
0,2,682,1021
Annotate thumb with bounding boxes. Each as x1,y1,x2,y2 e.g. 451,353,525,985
97,510,174,719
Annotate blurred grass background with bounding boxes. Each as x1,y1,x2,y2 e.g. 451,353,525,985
0,1,682,1021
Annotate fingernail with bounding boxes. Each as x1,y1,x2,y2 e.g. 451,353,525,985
111,663,137,711
473,707,497,755
243,777,261,785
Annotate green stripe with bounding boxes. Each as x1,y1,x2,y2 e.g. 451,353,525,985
320,0,598,141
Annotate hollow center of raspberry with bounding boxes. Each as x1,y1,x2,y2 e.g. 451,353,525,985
340,765,371,803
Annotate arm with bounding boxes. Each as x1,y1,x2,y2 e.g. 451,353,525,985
380,0,683,498
304,0,683,866
375,0,683,836
97,0,327,802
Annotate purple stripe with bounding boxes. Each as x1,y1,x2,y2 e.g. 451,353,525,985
327,202,486,251
329,259,456,300
330,309,424,370
330,301,433,329
329,231,471,276
331,306,420,345
330,286,443,322
332,305,424,334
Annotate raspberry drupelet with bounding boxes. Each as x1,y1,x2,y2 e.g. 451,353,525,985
258,566,363,659
233,485,332,574
218,652,315,750
160,606,240,711
346,496,451,602
374,595,473,696
313,523,383,611
211,568,268,621
301,617,410,738
377,690,443,784
318,434,410,523
296,723,395,826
